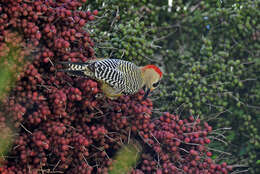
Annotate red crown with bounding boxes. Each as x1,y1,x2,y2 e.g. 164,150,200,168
143,65,163,78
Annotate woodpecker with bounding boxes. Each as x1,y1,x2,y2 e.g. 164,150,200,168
59,59,163,100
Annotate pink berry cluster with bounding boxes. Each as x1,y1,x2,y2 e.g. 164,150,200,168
0,0,232,174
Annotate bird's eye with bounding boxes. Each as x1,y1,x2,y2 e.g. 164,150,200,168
152,81,160,88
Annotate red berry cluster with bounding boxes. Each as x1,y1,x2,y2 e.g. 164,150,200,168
0,1,232,174
130,113,232,174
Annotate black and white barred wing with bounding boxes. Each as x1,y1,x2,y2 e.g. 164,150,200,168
92,60,125,92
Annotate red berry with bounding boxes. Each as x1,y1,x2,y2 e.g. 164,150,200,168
206,151,212,157
204,137,211,144
79,19,85,26
93,10,98,16
88,15,95,21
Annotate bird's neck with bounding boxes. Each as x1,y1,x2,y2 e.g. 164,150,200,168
141,68,153,85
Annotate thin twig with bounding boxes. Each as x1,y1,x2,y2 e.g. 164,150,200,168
20,123,32,134
231,169,249,174
52,160,61,172
127,129,131,144
207,147,232,155
150,133,161,144
208,136,228,145
82,154,90,166
178,147,189,154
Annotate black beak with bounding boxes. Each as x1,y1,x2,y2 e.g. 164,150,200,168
142,88,151,100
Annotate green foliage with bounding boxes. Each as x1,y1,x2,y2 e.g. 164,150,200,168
155,2,260,173
86,0,260,173
0,32,25,100
109,142,141,174
0,123,14,165
83,0,163,65
0,31,25,166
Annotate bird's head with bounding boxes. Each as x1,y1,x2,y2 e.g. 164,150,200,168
141,65,163,100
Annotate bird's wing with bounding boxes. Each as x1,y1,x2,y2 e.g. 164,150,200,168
95,64,124,88
91,60,125,92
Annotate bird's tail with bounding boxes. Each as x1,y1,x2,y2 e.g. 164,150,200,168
58,61,91,71
57,61,91,77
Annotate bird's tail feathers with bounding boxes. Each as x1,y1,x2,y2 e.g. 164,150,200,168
57,61,92,77
58,61,90,71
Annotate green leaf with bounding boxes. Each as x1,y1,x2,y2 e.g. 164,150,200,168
109,142,141,174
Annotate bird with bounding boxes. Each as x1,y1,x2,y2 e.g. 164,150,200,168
58,58,163,100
